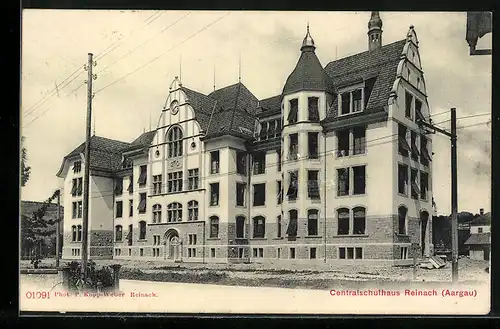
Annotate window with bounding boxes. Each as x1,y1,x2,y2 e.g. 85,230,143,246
337,168,349,196
210,216,219,238
276,119,282,136
337,208,350,235
127,225,133,245
268,120,277,139
188,169,199,190
347,248,354,259
420,136,431,166
337,129,350,157
308,97,319,121
253,216,265,238
478,227,484,233
288,99,298,124
153,235,161,245
210,183,219,206
401,247,408,259
398,124,410,157
352,90,362,112
253,183,266,206
139,221,146,240
138,165,147,187
398,164,408,195
288,134,298,160
277,150,282,172
77,178,82,196
253,248,264,258
341,92,350,115
308,132,319,159
238,248,244,258
77,201,82,218
116,201,123,218
277,215,282,238
355,247,363,259
353,207,366,235
115,225,123,241
129,200,133,217
277,180,283,204
115,178,123,195
259,121,268,140
140,248,144,257
71,179,77,196
211,248,216,258
128,175,133,193
398,206,407,235
72,202,77,219
410,131,419,161
290,247,296,259
307,209,318,236
307,170,320,199
188,200,199,221
252,152,266,175
188,234,197,245
152,175,162,195
353,166,366,195
167,202,182,222
236,183,246,206
138,193,147,213
415,99,424,121
167,126,183,158
411,168,419,199
287,210,298,237
277,248,281,258
72,226,76,242
236,151,247,175
353,126,366,155
236,216,245,238
73,161,81,174
72,201,82,219
339,247,346,259
310,247,317,259
287,171,298,201
405,91,413,119
341,89,364,115
210,151,220,174
420,171,429,200
152,204,162,223
77,225,82,242
168,171,183,193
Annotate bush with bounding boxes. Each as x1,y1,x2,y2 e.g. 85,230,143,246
66,260,114,291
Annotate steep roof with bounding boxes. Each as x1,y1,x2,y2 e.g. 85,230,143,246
464,232,491,245
469,212,491,226
124,130,156,152
282,49,335,96
257,95,281,116
323,39,406,122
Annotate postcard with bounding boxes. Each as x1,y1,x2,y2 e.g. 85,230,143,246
20,10,492,315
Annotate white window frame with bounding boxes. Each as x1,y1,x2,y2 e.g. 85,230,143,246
338,82,365,117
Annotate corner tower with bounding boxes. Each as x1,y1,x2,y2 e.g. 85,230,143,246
368,11,383,51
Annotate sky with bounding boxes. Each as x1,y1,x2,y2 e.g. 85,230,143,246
20,10,492,215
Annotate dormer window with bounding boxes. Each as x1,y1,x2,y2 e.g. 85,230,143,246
73,161,81,174
259,122,268,140
308,97,319,121
288,99,298,124
340,88,364,115
258,119,280,140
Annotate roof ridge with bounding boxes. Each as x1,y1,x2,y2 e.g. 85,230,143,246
325,39,406,67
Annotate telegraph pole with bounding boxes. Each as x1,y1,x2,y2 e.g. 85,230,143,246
55,189,61,268
417,107,458,282
81,53,96,280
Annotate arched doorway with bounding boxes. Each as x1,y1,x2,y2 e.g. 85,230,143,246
420,211,429,257
164,229,181,261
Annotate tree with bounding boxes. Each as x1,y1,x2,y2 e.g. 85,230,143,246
21,136,31,187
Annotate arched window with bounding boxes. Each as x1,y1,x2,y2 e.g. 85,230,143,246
115,225,123,241
152,204,162,223
286,210,298,237
307,209,319,236
236,216,245,238
72,226,77,242
337,208,350,235
188,200,199,221
253,216,266,238
398,206,408,235
210,216,219,238
167,126,183,158
139,221,147,240
77,225,82,242
353,207,366,235
167,202,182,222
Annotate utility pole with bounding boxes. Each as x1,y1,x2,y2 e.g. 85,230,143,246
81,53,96,280
55,189,61,268
417,107,458,282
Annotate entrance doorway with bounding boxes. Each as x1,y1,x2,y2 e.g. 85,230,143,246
420,211,429,257
164,229,181,261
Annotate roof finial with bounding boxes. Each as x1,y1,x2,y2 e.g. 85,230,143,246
238,52,241,83
301,22,315,52
307,21,310,33
213,63,216,91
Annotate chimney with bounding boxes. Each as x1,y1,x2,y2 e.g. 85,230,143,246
480,208,484,215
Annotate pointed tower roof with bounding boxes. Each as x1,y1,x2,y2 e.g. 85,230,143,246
368,11,383,31
282,24,334,96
